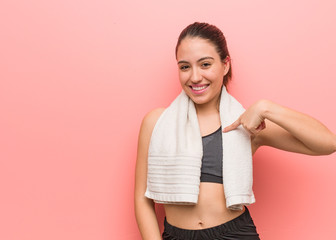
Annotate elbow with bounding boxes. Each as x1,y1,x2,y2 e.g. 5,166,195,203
309,134,336,156
134,194,155,214
332,134,336,154
321,134,336,155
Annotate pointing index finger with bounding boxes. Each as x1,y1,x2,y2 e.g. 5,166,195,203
223,118,241,133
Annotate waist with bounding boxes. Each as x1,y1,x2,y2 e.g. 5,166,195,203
163,182,245,229
163,207,252,237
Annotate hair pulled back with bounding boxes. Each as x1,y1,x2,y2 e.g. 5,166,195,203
175,22,232,87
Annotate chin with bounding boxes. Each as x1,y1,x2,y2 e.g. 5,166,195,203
188,95,209,105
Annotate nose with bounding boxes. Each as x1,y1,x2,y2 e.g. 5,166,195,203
190,67,202,83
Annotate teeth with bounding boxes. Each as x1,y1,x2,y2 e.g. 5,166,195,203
192,85,208,90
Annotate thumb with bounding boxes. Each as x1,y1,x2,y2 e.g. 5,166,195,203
223,118,241,133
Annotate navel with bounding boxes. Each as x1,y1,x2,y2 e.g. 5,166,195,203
198,220,204,228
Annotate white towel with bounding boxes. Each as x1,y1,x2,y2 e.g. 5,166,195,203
145,86,255,210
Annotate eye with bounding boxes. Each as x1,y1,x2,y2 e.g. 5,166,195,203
201,62,211,68
179,65,190,71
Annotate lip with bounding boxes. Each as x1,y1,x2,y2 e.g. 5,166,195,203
189,84,210,94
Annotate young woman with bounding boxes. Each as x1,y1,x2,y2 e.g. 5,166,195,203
134,22,336,240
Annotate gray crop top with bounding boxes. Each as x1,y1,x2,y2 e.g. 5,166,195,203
200,126,223,184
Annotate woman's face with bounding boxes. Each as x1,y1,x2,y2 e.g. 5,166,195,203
176,37,230,107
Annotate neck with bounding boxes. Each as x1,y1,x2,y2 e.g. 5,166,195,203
195,91,221,116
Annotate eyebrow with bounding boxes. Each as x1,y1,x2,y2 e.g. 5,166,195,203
177,56,214,64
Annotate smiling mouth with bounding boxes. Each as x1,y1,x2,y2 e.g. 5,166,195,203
191,85,208,90
189,84,210,94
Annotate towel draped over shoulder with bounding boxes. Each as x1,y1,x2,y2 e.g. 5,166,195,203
145,86,255,210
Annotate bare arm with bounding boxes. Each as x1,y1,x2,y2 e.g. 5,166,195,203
224,100,336,155
134,108,165,240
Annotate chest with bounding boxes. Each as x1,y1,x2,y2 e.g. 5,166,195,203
197,113,221,137
200,126,223,183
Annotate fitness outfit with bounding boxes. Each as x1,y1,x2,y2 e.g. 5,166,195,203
162,126,260,240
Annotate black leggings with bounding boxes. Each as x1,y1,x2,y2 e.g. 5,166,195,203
162,207,260,240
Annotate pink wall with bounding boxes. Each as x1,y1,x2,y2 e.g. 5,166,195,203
1,0,336,239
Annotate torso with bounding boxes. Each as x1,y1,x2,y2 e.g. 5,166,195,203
162,109,252,229
164,183,245,229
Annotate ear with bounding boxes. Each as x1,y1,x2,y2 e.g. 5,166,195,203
222,57,230,76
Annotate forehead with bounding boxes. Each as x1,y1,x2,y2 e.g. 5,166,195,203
176,37,219,61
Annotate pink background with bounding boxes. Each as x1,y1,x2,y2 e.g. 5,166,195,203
1,0,336,239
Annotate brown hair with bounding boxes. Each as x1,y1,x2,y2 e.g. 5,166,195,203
175,22,232,87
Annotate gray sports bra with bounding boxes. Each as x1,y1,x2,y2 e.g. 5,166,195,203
200,126,223,184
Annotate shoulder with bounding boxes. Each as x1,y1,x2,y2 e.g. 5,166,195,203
143,107,166,126
139,107,166,141
137,108,166,161
141,108,165,132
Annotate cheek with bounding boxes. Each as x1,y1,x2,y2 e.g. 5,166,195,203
205,69,221,82
212,67,225,81
178,72,189,84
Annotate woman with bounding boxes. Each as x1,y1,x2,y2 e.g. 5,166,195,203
134,22,336,240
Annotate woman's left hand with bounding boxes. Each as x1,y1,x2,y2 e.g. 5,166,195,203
223,100,267,135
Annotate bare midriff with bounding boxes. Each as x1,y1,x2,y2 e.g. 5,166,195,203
163,182,245,230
